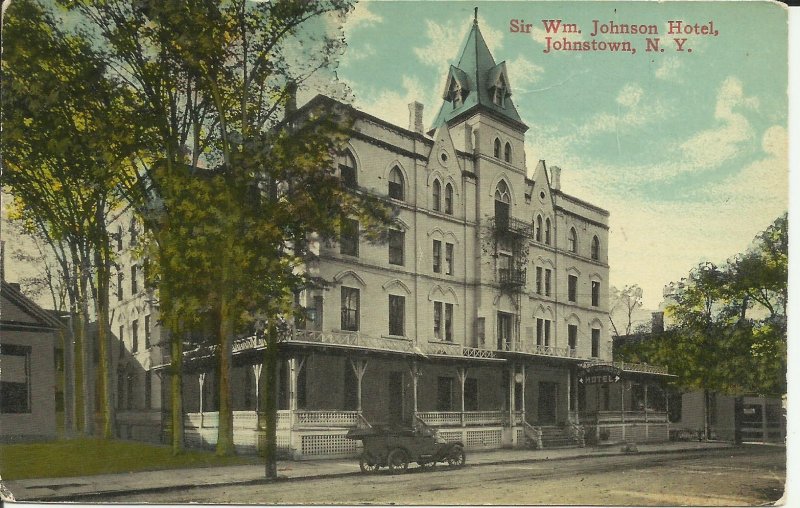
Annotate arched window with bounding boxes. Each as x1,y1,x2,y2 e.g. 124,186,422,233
535,215,543,242
591,235,600,261
493,75,507,107
493,138,501,158
432,179,441,212
568,227,577,253
338,150,357,188
494,180,510,228
444,183,454,215
388,166,404,200
504,142,512,163
116,225,123,251
545,218,551,245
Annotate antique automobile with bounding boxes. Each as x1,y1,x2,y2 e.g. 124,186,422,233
346,422,466,473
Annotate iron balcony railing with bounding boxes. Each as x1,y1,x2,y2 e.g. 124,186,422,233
490,216,533,238
498,268,526,287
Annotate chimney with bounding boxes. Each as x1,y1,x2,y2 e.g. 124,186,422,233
285,81,297,115
408,101,424,134
651,311,665,333
550,165,561,191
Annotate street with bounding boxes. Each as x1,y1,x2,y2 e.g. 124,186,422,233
102,445,784,505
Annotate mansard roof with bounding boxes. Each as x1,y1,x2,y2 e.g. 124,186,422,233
429,19,526,133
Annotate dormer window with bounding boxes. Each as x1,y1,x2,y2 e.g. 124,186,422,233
492,75,507,107
444,72,469,110
449,81,463,109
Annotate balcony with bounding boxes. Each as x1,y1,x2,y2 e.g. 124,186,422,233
579,360,670,376
498,268,526,288
420,341,497,359
490,216,533,238
507,341,578,359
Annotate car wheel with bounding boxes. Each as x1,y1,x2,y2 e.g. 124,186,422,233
387,448,409,474
359,453,379,473
447,445,465,468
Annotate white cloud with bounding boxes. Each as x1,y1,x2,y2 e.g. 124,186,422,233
506,56,544,92
349,75,437,129
341,42,376,65
342,2,383,32
655,56,683,81
679,77,759,169
413,16,505,68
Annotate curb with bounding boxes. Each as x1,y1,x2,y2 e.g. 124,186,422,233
23,444,741,502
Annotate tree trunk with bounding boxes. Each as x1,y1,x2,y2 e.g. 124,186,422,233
263,324,279,479
79,265,94,435
94,238,115,439
170,321,184,455
215,299,235,456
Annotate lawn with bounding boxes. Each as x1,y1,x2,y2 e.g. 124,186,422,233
0,438,261,480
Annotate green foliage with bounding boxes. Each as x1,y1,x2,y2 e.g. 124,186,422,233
616,214,787,396
56,0,391,458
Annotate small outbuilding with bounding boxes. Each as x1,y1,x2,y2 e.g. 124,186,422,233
1,281,64,442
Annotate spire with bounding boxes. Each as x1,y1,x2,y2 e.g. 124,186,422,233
428,16,526,134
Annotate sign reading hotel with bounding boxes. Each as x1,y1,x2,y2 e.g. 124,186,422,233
578,364,622,385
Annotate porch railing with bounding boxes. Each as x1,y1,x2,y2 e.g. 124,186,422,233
294,410,362,427
586,410,669,423
579,360,669,375
509,341,578,359
285,329,415,354
417,410,507,427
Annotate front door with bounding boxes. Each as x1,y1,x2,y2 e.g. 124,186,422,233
538,382,558,424
388,371,405,424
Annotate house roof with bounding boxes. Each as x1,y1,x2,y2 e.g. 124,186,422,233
428,18,525,133
1,281,64,331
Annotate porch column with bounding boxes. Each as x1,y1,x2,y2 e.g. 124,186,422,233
520,364,526,423
644,383,649,440
288,356,306,428
349,358,368,413
252,364,263,414
566,368,571,423
409,361,419,417
456,367,467,427
199,373,206,428
620,381,626,441
508,363,516,425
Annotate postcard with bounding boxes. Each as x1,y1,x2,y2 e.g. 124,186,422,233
0,0,789,505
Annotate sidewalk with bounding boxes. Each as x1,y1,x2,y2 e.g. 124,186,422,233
3,441,734,501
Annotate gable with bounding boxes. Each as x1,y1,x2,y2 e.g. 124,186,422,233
1,294,40,325
427,125,462,175
0,282,63,330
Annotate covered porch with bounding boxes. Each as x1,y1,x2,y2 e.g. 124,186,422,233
577,361,674,444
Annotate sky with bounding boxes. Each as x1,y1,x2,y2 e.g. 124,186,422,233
322,0,790,309
2,1,790,313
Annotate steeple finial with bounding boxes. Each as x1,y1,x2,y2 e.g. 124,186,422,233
474,7,478,25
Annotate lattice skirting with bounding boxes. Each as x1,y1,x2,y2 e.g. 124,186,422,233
436,427,504,450
590,423,670,443
300,432,360,458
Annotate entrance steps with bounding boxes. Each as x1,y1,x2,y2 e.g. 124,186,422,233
529,425,583,449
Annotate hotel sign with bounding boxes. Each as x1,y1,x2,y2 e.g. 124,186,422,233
578,363,622,385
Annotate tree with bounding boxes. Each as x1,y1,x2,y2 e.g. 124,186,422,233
615,214,788,437
609,284,643,337
63,0,394,467
3,0,143,438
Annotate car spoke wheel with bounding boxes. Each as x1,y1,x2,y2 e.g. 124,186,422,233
359,453,380,473
387,448,409,474
447,445,465,468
